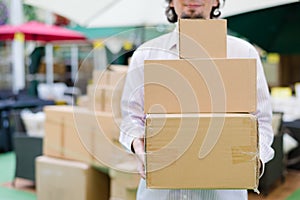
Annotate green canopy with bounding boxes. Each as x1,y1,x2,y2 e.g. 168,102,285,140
225,2,300,54
68,25,174,42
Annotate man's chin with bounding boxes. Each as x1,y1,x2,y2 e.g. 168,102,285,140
180,13,205,19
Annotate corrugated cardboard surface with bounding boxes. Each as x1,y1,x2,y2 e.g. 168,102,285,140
63,113,94,164
145,113,259,189
87,84,123,117
144,59,256,113
43,106,73,158
179,19,227,59
92,131,135,169
88,65,127,118
36,156,110,200
43,106,122,164
92,65,127,88
43,121,64,158
43,106,91,161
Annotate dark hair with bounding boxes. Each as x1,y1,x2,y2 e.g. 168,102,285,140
165,0,224,23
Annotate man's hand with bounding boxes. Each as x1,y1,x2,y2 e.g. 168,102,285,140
132,138,146,179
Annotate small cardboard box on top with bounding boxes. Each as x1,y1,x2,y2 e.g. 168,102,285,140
179,19,227,59
144,58,257,113
145,113,259,190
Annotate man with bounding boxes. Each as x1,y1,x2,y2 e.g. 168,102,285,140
119,0,274,199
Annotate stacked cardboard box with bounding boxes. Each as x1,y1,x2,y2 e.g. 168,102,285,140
144,19,259,190
36,156,110,200
144,58,256,113
43,104,138,165
87,65,127,118
42,104,139,199
41,63,139,200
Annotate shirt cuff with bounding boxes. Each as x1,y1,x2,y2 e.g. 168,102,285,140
119,131,137,154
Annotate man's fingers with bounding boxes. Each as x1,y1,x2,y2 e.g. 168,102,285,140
137,160,146,179
136,156,146,179
136,151,145,164
135,150,145,178
132,138,146,178
133,138,145,165
133,138,144,153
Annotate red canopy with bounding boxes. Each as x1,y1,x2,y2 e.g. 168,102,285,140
0,24,17,40
0,21,86,42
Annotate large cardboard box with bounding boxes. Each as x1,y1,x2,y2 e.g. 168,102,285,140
145,113,259,189
144,58,256,113
44,106,93,162
63,109,94,164
179,19,227,59
43,106,122,164
36,156,110,200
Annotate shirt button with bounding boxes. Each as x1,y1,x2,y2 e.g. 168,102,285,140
183,194,187,199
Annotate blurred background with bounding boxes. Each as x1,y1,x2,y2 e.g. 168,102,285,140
0,0,299,200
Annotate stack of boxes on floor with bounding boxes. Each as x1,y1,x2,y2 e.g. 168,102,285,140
37,65,140,200
144,19,260,190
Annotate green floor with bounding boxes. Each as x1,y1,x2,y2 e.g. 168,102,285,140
0,152,36,200
286,189,300,200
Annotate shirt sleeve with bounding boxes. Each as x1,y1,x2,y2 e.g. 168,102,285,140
250,48,275,165
119,50,145,153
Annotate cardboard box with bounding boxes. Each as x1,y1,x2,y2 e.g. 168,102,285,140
87,85,123,117
43,106,122,164
145,113,259,189
92,134,137,171
109,161,140,200
77,95,90,109
92,65,127,88
44,106,93,162
93,111,122,141
43,105,138,172
43,121,64,158
43,106,72,158
87,84,105,111
36,156,110,200
103,87,123,117
179,19,227,59
144,58,256,113
110,181,137,200
63,110,94,164
89,65,127,117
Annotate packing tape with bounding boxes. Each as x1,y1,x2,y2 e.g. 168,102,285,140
231,146,259,164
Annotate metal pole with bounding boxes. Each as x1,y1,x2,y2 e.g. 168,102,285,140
45,11,54,85
71,44,79,83
45,44,54,84
10,0,24,94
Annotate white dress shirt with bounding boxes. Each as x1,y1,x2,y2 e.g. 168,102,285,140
119,27,274,200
